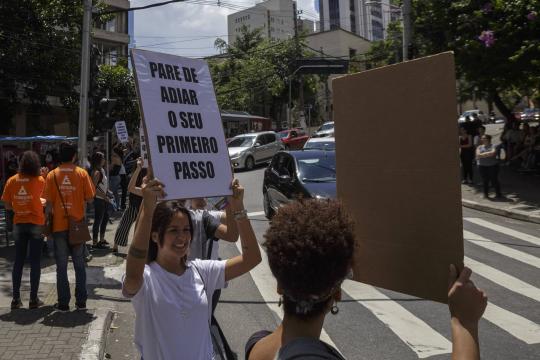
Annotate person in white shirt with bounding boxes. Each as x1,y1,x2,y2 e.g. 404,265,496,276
122,178,261,360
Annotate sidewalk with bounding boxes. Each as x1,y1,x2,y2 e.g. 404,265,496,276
0,214,125,360
461,124,540,223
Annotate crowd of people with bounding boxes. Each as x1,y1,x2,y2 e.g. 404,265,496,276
459,114,540,199
2,140,489,359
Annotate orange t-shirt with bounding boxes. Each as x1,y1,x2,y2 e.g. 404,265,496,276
1,174,46,225
43,164,96,232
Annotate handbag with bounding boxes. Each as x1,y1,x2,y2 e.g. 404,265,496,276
42,212,53,237
53,171,91,247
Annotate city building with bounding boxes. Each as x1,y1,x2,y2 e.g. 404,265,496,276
93,0,130,65
318,0,401,41
227,0,295,44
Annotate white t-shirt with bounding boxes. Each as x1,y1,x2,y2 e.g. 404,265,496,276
123,259,226,360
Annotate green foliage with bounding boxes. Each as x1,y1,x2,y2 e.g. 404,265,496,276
0,0,110,133
90,64,139,135
368,0,540,116
209,26,320,126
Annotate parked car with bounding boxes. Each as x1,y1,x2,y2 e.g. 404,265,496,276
263,150,336,218
312,121,335,138
520,108,540,122
228,131,283,170
458,110,488,124
303,137,335,151
279,128,309,149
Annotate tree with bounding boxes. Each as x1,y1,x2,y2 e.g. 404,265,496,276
0,0,110,134
364,1,540,119
209,27,320,127
90,61,139,136
414,0,540,119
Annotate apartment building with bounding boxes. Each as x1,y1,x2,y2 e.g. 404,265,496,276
227,0,295,44
93,0,130,65
319,0,401,41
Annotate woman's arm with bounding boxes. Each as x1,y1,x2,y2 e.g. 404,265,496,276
449,265,487,360
224,180,262,281
127,159,143,196
123,178,165,296
214,203,239,242
92,170,108,199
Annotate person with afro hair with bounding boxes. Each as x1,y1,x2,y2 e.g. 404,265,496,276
245,199,487,360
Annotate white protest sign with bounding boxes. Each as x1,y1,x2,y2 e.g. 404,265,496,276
139,120,148,169
131,49,233,200
115,120,129,144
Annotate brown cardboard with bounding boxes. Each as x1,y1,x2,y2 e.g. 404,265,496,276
333,52,463,303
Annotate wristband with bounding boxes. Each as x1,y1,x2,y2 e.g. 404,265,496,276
234,209,248,220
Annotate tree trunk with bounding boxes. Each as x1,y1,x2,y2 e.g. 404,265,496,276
491,91,514,122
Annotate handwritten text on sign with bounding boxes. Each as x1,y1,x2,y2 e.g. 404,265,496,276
132,49,232,200
115,121,129,144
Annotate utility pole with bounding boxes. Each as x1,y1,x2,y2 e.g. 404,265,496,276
288,1,300,129
402,0,412,61
78,0,92,165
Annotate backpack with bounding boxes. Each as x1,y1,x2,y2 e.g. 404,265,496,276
277,338,346,360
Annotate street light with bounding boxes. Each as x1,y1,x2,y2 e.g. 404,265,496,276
287,64,345,129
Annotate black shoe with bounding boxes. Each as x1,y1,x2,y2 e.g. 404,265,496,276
11,298,22,310
29,298,44,309
75,301,87,310
85,254,93,262
54,303,70,312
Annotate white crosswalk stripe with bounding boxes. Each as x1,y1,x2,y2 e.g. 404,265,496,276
464,256,540,302
465,218,540,246
483,302,540,344
464,230,540,269
341,281,452,358
238,215,540,358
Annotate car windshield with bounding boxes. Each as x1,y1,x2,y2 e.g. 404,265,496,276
278,131,289,139
228,136,255,148
318,123,334,131
297,154,336,182
304,141,335,151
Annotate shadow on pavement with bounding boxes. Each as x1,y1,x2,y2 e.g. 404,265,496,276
1,306,95,327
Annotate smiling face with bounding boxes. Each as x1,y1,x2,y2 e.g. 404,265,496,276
152,211,192,262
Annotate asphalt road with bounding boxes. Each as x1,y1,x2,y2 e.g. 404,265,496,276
213,166,540,360
104,163,539,359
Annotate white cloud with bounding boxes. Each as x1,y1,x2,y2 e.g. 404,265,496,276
132,0,320,57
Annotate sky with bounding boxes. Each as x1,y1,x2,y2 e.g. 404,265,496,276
132,0,320,58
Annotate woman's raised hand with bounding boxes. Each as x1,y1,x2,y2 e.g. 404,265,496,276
141,177,165,213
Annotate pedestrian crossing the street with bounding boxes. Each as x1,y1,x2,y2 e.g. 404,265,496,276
236,213,540,359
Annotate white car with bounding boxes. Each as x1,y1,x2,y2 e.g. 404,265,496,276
227,131,283,170
303,137,335,151
312,121,334,138
458,110,488,123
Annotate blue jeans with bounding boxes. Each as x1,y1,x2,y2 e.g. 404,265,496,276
12,224,43,300
53,231,87,305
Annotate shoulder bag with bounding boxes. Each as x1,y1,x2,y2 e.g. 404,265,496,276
53,171,91,247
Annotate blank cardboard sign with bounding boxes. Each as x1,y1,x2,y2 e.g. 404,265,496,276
333,52,463,303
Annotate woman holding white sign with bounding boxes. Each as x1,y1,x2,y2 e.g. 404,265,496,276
122,177,261,359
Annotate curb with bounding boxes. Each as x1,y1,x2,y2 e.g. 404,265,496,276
80,308,114,360
462,199,540,224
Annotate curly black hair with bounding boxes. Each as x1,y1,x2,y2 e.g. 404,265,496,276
263,199,355,318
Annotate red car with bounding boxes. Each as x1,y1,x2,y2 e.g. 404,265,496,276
278,129,309,150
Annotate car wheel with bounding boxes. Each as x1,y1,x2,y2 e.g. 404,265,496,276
245,156,255,171
263,190,275,219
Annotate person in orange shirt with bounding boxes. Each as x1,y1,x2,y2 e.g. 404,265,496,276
43,142,95,312
1,151,46,310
